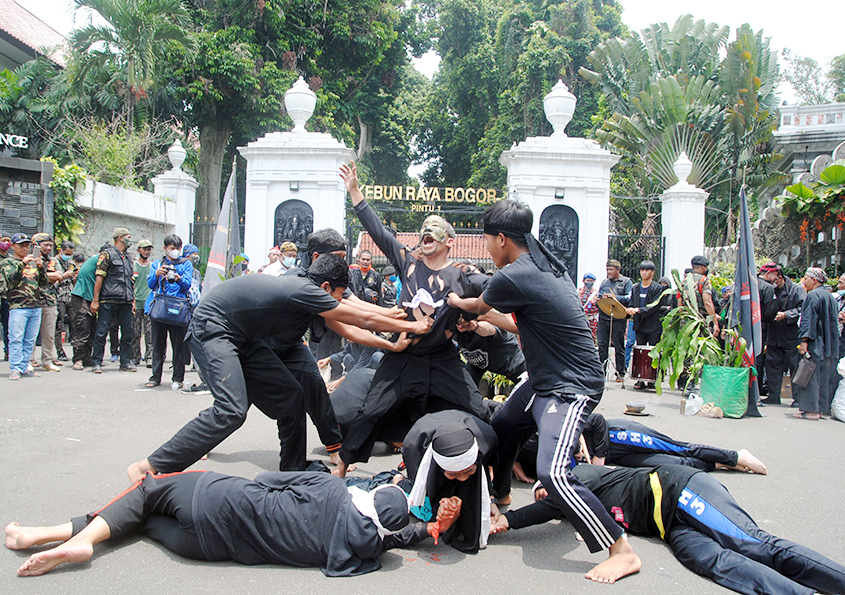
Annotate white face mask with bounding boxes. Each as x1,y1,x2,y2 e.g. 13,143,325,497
167,249,181,260
283,256,296,267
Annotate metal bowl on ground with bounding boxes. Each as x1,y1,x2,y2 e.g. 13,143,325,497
625,403,646,414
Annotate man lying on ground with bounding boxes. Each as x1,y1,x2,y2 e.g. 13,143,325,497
492,464,845,595
6,470,457,577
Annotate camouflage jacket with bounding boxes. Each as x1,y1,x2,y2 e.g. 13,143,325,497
0,257,49,309
39,256,59,306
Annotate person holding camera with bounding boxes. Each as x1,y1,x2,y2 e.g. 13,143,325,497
145,235,193,390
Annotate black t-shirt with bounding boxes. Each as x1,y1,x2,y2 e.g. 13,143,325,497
354,201,487,356
453,326,525,377
191,273,339,347
482,253,604,395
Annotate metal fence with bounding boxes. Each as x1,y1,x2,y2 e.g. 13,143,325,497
607,234,665,280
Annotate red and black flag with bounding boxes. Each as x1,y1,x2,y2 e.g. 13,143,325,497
729,187,763,417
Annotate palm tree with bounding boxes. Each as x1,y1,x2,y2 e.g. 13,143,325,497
69,0,193,131
580,15,782,244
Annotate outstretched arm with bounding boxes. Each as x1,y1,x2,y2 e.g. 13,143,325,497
325,319,411,353
321,300,432,335
447,292,492,315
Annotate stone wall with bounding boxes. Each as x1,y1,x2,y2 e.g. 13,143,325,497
74,180,176,259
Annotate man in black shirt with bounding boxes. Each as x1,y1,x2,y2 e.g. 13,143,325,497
597,259,632,382
495,464,845,595
626,260,664,389
447,199,641,584
453,315,525,388
760,263,805,405
127,254,432,482
8,470,454,577
349,249,383,305
335,163,491,477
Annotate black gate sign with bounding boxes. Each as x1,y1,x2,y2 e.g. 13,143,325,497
274,199,313,265
539,205,578,280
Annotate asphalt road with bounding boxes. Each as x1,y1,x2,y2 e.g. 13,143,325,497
2,353,844,594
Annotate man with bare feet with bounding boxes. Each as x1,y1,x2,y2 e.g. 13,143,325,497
7,469,455,577
126,254,432,482
334,162,492,477
584,415,768,474
492,464,845,594
448,200,641,583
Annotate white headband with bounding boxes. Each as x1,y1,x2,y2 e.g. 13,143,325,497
432,438,479,472
347,484,409,539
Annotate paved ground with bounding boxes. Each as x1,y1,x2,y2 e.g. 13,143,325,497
2,351,845,594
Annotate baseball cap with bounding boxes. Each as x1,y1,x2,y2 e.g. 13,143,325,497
31,232,53,243
113,227,131,238
137,239,153,248
10,233,30,244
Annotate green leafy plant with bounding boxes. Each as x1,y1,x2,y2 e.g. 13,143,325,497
650,269,745,394
42,157,86,242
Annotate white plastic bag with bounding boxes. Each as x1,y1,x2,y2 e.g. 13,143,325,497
684,393,703,416
832,357,845,422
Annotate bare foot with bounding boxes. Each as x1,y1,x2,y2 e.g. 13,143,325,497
329,452,356,472
585,536,642,584
735,449,767,474
498,493,512,506
17,542,93,576
512,462,534,484
126,458,156,483
5,523,37,550
331,460,348,478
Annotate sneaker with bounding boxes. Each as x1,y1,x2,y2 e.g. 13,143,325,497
146,360,153,369
42,363,62,372
120,364,138,372
8,371,21,380
109,354,119,362
58,354,69,362
21,370,41,378
170,381,182,391
92,364,102,374
181,383,211,395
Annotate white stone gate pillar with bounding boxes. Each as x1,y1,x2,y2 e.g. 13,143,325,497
661,153,708,275
499,81,619,281
152,139,198,243
239,77,355,262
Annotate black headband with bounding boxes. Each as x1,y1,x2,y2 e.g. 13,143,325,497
310,242,345,256
483,224,529,240
484,224,569,278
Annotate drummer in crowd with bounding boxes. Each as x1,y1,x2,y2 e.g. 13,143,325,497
626,260,665,390
597,260,632,383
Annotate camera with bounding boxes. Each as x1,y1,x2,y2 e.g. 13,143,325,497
161,263,177,283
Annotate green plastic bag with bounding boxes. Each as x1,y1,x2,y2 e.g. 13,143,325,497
699,365,750,418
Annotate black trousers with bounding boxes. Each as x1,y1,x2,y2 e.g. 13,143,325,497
72,471,208,561
54,300,70,358
765,344,800,404
91,302,134,366
668,473,845,595
491,378,623,553
635,331,661,346
148,334,340,473
69,295,97,366
606,419,738,471
597,315,626,377
339,348,489,465
149,320,187,383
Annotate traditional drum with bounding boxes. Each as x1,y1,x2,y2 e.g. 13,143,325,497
631,345,657,380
